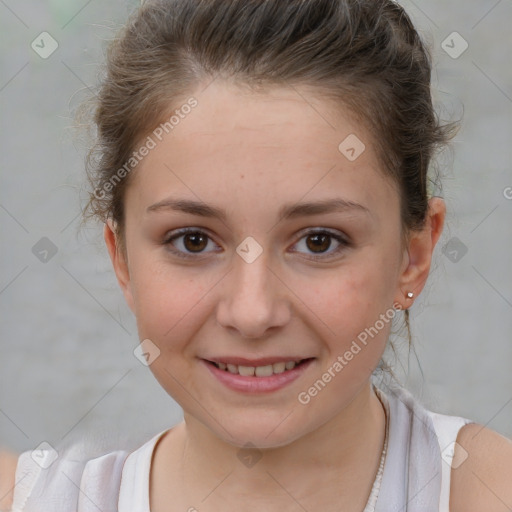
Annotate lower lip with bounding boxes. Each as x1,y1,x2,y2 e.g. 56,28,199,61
202,359,314,393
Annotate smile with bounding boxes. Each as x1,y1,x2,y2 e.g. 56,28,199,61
202,358,315,393
209,359,309,377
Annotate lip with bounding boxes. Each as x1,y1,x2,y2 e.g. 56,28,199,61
201,357,315,393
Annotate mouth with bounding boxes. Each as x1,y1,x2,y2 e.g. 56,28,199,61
205,358,314,377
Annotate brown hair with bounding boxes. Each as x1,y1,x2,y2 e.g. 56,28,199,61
80,0,459,379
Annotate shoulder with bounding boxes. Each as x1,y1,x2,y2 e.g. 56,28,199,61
5,445,130,511
0,449,18,510
450,422,512,512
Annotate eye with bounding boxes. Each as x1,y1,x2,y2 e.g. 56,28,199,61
163,227,350,261
163,228,219,259
291,229,350,260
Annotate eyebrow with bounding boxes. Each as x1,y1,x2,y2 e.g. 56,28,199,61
146,197,370,221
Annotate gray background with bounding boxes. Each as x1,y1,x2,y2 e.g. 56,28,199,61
1,0,511,456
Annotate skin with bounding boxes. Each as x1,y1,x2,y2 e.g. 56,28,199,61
103,79,444,511
101,80,512,511
1,82,510,512
0,450,18,510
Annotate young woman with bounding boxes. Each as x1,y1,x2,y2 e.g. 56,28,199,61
3,0,512,511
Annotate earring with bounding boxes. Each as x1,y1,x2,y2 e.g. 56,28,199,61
406,291,414,299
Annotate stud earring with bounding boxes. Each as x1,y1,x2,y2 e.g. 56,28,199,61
406,291,414,299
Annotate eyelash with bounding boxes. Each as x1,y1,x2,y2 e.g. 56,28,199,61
162,227,350,261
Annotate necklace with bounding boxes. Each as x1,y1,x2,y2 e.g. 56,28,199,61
362,385,390,512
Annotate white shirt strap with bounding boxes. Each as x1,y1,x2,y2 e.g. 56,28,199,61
428,411,473,512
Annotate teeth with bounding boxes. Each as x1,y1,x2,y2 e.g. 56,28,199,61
272,362,286,374
213,360,304,376
255,365,273,377
238,365,255,377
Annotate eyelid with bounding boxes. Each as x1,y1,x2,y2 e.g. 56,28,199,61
163,227,221,260
289,227,350,260
294,226,348,242
163,226,351,260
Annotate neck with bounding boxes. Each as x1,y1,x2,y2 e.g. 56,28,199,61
168,380,386,508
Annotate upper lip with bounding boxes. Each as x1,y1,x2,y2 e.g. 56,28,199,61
203,356,313,366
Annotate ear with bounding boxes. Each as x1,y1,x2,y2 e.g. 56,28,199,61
103,219,135,313
394,197,446,309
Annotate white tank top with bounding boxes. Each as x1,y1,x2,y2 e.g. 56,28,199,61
10,383,474,512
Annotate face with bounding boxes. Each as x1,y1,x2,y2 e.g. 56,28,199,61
107,80,427,448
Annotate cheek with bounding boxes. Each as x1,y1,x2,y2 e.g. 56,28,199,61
311,261,396,331
128,258,208,345
292,266,397,413
297,250,400,364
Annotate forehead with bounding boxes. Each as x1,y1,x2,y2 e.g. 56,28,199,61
128,79,397,218
159,80,374,164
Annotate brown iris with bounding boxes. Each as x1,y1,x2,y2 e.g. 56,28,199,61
183,232,208,252
306,233,331,253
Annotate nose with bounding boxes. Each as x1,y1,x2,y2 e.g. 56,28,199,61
215,250,291,339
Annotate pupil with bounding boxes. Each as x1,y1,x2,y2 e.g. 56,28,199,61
182,233,331,254
184,233,207,252
306,234,330,253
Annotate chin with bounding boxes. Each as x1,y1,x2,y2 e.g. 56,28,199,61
201,411,313,450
